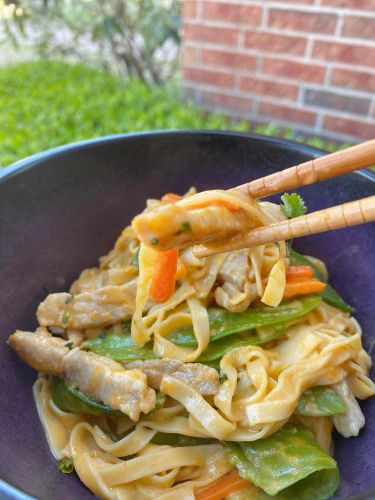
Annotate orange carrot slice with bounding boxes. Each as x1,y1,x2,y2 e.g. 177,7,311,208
149,248,178,303
286,265,314,280
195,470,250,500
284,278,326,299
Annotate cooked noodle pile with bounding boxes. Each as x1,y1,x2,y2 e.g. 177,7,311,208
9,188,374,499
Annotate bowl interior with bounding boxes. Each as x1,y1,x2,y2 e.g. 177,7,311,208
0,131,374,500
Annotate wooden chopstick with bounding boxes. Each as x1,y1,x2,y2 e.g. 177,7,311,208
235,138,375,199
194,195,375,257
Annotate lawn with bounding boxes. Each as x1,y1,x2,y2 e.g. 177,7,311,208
0,60,247,168
0,60,344,168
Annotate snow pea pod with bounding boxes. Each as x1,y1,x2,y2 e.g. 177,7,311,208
51,376,120,416
295,386,345,417
223,421,339,499
169,295,321,347
81,330,158,362
151,433,214,447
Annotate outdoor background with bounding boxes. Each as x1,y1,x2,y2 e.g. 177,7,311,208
1,0,374,168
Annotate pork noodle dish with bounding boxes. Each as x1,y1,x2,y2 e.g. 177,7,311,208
8,187,374,500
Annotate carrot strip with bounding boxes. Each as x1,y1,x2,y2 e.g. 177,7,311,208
286,265,314,280
284,278,326,299
195,470,250,500
161,193,182,203
149,248,178,303
184,198,241,212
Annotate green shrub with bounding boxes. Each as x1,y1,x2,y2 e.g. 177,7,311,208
0,60,247,167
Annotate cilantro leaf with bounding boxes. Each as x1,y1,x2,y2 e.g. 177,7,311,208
56,457,74,474
281,193,307,218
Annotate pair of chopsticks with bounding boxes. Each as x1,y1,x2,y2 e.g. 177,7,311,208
194,139,375,258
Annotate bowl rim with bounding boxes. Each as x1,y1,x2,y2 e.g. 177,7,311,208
1,130,374,500
1,129,374,184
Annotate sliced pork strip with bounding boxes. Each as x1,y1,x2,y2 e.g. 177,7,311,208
125,358,220,396
8,331,156,421
37,281,137,329
8,330,69,375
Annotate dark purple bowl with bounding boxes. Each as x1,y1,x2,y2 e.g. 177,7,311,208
0,131,374,500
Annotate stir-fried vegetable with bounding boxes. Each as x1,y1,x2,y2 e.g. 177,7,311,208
289,250,354,313
52,376,165,417
52,376,120,416
295,386,346,417
223,421,339,499
151,433,213,447
284,279,326,299
149,248,179,303
56,457,74,474
82,328,157,362
281,193,307,218
195,470,250,500
286,266,313,279
168,296,321,347
197,324,287,363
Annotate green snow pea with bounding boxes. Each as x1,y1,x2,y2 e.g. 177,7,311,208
223,421,339,499
168,296,321,348
295,386,345,416
51,376,120,416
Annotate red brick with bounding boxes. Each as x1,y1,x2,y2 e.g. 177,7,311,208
183,67,235,89
183,23,239,46
182,0,197,20
331,68,375,94
244,31,307,56
323,115,375,139
343,16,375,40
183,46,197,65
202,91,252,110
303,88,370,115
240,76,299,100
200,49,256,71
203,2,262,25
321,0,375,8
268,9,337,34
313,41,375,68
259,102,317,125
263,57,326,83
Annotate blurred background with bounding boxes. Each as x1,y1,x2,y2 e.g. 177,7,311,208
1,0,374,168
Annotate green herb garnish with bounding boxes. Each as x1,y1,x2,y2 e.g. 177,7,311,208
219,372,228,384
65,341,74,350
64,294,74,304
180,221,192,233
62,311,70,324
281,193,307,218
150,237,159,245
56,457,74,474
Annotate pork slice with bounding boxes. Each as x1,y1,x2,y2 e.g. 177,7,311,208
8,330,69,375
37,281,137,329
125,358,220,395
8,330,155,421
62,350,155,421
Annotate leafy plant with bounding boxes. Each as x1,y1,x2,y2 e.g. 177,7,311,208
0,60,247,168
1,0,181,85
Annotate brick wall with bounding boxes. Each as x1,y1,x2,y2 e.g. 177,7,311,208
182,0,375,142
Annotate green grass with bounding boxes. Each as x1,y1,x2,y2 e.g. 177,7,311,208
0,60,356,169
0,60,248,167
